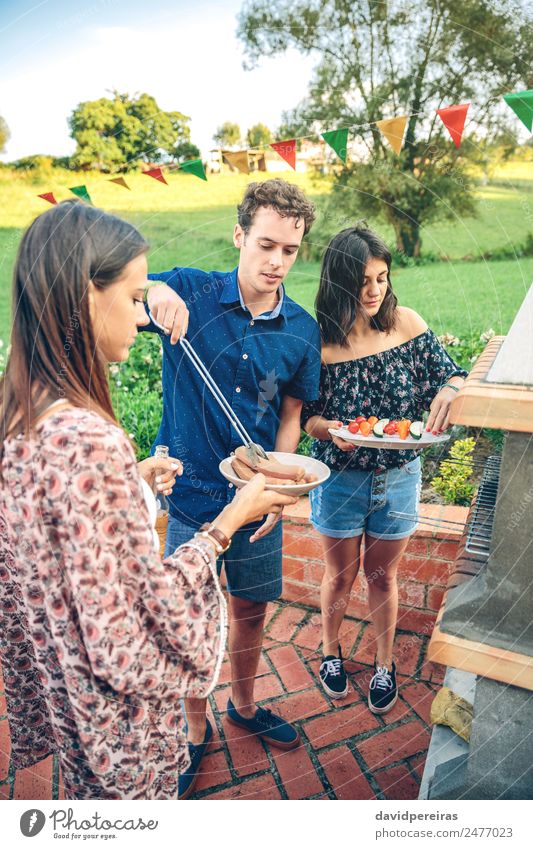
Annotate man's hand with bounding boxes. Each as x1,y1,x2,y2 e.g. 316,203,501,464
146,283,189,344
249,510,283,544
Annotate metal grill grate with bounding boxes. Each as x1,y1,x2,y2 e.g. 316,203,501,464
464,455,501,556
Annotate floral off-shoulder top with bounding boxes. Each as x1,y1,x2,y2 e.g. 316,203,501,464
0,408,227,800
302,328,468,472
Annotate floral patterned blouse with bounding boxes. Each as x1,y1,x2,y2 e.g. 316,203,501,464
0,408,227,799
302,329,467,472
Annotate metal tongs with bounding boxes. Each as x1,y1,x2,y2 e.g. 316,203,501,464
179,337,268,466
148,311,267,465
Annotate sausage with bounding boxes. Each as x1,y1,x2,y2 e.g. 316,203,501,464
233,446,306,481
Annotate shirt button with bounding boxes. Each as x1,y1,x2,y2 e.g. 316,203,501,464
228,483,234,489
236,387,241,393
250,320,255,326
242,353,248,360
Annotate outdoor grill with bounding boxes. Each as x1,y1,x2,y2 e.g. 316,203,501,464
426,284,533,799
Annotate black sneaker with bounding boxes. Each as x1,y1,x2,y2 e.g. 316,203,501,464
368,661,398,714
319,648,348,699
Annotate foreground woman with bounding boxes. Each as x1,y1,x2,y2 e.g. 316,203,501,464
0,201,295,798
303,225,467,713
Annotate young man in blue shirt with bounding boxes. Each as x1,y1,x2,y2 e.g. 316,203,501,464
145,179,321,797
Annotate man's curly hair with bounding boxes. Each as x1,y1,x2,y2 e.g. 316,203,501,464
237,179,316,236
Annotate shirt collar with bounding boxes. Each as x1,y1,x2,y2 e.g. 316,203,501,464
219,267,286,323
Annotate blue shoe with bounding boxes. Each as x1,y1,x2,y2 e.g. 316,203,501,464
178,719,213,799
226,699,300,750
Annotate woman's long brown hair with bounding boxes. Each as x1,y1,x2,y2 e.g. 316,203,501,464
0,200,148,462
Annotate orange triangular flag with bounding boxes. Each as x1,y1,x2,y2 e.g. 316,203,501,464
37,192,57,205
437,104,470,149
222,150,250,174
108,176,131,190
270,139,296,170
376,116,408,154
142,167,167,185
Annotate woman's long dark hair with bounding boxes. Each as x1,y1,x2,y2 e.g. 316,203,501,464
0,200,148,459
315,225,398,346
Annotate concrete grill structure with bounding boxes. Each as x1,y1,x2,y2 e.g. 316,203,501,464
423,284,533,800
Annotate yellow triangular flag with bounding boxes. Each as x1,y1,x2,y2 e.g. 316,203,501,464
376,115,408,154
108,176,131,190
222,150,250,174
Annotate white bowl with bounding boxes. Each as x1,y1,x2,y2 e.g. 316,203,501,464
219,451,330,496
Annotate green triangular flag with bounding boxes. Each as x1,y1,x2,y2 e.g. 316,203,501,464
179,158,207,181
322,128,349,163
69,185,92,204
503,89,533,132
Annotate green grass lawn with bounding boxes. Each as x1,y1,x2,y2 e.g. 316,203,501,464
1,165,532,345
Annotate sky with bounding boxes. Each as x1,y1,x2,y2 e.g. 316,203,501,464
0,0,317,161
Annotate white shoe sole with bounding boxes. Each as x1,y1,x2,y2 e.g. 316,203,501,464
320,677,349,699
368,690,398,714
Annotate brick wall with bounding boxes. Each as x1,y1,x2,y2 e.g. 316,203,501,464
281,498,468,635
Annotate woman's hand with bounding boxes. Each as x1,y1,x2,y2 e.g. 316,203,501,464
426,385,462,434
214,474,298,540
137,456,183,496
305,415,355,450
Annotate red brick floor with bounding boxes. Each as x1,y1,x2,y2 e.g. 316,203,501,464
0,600,445,800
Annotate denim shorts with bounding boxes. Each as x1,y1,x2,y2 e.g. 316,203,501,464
164,515,283,603
309,456,422,540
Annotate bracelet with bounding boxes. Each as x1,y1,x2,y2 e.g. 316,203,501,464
197,523,232,554
441,382,461,393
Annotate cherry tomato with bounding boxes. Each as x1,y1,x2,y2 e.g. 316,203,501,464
367,416,379,427
359,421,372,436
348,421,360,433
383,423,396,435
355,416,366,423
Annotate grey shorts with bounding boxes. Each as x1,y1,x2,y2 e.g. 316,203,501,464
164,515,283,603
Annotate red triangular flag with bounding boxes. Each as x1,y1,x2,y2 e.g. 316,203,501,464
270,139,296,170
142,167,167,185
436,104,470,149
38,192,57,205
108,177,131,190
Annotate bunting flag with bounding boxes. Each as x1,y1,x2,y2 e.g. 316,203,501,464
180,158,207,181
376,116,408,154
222,150,249,174
37,192,57,205
270,139,296,170
322,128,349,163
142,167,167,185
503,89,533,132
108,176,131,190
69,185,92,204
437,103,470,148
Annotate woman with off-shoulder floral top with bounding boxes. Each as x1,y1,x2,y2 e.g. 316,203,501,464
0,201,294,799
302,226,467,716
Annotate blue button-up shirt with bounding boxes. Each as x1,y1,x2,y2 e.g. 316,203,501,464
143,266,321,527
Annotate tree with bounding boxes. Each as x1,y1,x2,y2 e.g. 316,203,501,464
0,115,10,154
174,141,201,163
213,121,242,148
69,92,194,172
238,1,533,256
247,122,271,147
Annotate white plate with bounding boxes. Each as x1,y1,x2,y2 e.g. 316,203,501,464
328,426,450,450
219,451,330,496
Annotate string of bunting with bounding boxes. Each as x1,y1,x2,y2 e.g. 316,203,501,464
36,89,533,205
